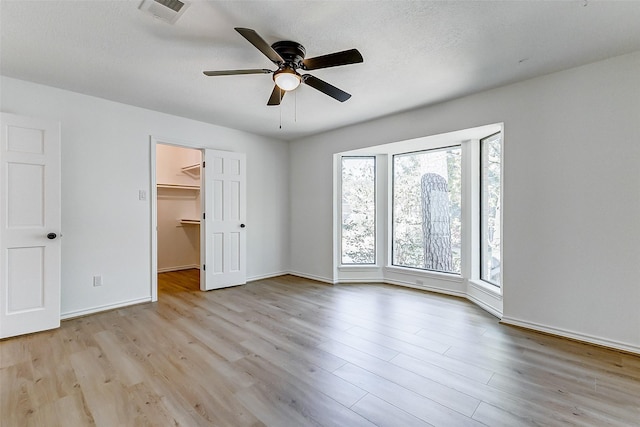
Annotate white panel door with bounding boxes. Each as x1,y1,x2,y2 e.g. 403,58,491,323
202,150,246,290
0,113,61,338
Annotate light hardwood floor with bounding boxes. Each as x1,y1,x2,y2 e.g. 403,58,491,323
1,270,639,426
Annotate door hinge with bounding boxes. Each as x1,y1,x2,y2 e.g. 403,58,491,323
203,264,206,271
202,212,205,219
202,161,205,168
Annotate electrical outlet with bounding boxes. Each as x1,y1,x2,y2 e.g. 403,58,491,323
93,275,103,287
139,190,147,201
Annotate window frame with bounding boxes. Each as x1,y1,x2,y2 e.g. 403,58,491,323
479,131,502,287
340,155,377,266
391,144,462,275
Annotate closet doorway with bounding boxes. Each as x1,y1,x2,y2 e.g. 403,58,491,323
155,143,203,294
150,138,248,301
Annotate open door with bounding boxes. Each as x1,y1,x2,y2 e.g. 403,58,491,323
201,149,246,290
0,113,61,338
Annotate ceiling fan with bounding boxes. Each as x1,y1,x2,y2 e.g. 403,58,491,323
203,28,363,106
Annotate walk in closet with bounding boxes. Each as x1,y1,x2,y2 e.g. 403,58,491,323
156,144,202,273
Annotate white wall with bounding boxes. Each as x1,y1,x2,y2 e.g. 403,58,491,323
156,144,202,187
290,52,640,353
0,76,290,317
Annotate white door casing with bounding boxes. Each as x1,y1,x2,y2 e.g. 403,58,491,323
202,149,246,290
0,113,61,338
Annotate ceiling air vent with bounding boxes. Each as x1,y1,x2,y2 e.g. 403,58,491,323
139,0,189,24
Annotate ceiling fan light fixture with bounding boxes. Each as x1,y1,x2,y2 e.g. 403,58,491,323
274,68,301,91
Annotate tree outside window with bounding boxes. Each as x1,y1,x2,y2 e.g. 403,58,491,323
341,157,375,264
393,147,462,274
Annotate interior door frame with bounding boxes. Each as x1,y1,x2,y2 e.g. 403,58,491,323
150,136,205,301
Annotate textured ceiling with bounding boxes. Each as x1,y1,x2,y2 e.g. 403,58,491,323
2,1,640,141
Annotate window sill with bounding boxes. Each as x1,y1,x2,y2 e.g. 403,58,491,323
468,279,502,298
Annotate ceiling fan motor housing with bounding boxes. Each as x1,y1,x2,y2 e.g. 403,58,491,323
271,41,306,69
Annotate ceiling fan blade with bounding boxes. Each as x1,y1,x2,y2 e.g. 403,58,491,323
302,75,351,102
203,69,272,76
302,49,363,71
267,85,285,106
235,27,284,65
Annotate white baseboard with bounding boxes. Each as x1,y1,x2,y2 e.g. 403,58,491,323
500,316,640,356
61,297,152,320
335,278,386,284
284,271,472,301
287,270,336,284
247,271,290,282
158,264,200,273
384,278,466,298
466,293,502,318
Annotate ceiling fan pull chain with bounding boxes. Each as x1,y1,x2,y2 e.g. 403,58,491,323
295,90,297,123
279,102,282,129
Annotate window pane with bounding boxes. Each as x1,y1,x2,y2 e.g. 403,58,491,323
392,147,461,274
341,157,375,264
481,133,502,286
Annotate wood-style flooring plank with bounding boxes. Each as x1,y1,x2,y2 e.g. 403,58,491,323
333,363,483,426
238,336,364,408
233,355,376,427
350,393,434,427
317,338,481,416
344,325,452,358
471,402,538,427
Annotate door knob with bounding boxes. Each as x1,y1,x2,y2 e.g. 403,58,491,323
47,233,57,240
240,224,246,228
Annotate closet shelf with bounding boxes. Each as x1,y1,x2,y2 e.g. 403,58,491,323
157,184,200,191
181,164,201,179
180,219,200,225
